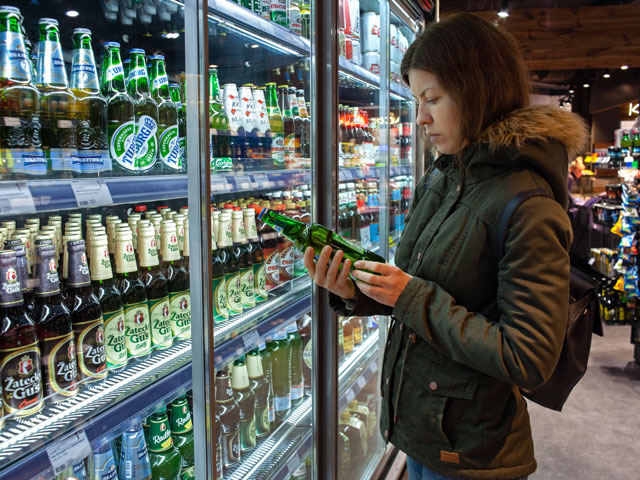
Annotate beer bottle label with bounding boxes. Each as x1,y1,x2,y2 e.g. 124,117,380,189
124,301,152,357
213,276,229,323
303,339,312,369
289,8,302,34
270,132,285,165
291,381,304,401
103,309,127,369
71,49,99,91
105,63,124,83
343,332,354,354
279,244,294,282
148,296,172,350
148,415,174,453
240,416,256,451
226,272,243,316
240,267,255,308
274,393,291,412
0,31,31,81
90,444,119,480
159,125,181,170
37,40,68,85
152,74,169,92
270,0,288,27
110,120,136,171
74,318,108,381
41,332,78,400
255,403,270,437
0,264,23,306
293,247,306,277
179,136,186,165
169,290,191,339
285,133,296,160
354,325,363,345
134,115,158,172
222,430,241,467
216,442,223,477
0,342,43,416
253,262,268,302
263,247,280,290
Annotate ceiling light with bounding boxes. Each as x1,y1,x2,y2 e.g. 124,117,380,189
497,10,509,18
569,89,575,94
65,10,79,17
603,70,611,78
583,83,590,88
621,65,629,70
251,44,259,49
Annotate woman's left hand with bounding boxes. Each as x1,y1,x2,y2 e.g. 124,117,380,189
351,261,413,307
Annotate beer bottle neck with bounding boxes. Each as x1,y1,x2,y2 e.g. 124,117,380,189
151,60,170,101
71,40,99,93
0,15,20,34
101,51,126,95
127,55,150,95
147,413,174,453
215,373,235,402
169,399,194,434
231,361,250,390
36,28,69,88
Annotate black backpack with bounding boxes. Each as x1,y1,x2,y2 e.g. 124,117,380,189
495,189,604,411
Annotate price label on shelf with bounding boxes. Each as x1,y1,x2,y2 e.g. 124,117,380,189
242,329,260,348
346,389,355,403
356,376,366,390
251,173,271,189
0,183,36,215
212,176,228,193
235,174,251,190
46,429,92,475
70,180,113,208
287,453,301,474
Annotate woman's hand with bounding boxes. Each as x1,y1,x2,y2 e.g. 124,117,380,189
304,246,356,300
351,261,413,307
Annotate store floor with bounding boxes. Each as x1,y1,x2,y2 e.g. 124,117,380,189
397,324,640,480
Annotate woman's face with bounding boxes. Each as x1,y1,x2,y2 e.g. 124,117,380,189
408,69,466,155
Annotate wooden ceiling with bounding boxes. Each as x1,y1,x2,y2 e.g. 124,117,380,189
471,4,640,71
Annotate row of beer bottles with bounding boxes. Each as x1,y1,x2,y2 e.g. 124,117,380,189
0,7,186,179
54,395,195,480
209,66,311,173
215,314,311,475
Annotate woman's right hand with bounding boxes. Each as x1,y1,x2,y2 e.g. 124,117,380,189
304,246,356,300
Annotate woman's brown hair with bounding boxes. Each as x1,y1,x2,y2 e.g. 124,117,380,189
401,13,530,146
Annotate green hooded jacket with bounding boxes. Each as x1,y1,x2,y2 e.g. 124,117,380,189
330,105,589,479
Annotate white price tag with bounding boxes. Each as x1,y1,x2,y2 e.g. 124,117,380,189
70,180,113,208
235,174,251,190
287,454,301,473
371,361,378,373
46,430,91,475
356,376,366,390
252,173,270,189
588,257,596,266
0,183,36,215
346,389,355,403
242,329,260,348
212,176,227,193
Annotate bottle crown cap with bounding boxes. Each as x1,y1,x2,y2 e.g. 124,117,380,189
0,6,21,14
149,55,165,60
285,323,299,334
129,48,145,54
39,17,58,26
73,28,92,35
103,41,120,48
169,82,180,87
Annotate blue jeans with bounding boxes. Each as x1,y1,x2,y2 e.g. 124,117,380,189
406,456,528,480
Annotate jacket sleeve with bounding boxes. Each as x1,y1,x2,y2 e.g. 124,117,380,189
392,196,572,390
329,283,394,317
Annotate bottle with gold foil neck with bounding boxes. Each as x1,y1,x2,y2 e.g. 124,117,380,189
161,220,190,340
138,225,172,350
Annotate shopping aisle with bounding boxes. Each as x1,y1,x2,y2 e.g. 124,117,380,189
529,324,640,480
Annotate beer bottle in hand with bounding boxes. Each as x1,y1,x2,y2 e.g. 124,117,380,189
231,356,256,452
31,244,78,401
0,250,43,416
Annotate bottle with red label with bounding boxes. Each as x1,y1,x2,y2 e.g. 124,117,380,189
0,249,44,417
257,202,280,291
275,203,295,283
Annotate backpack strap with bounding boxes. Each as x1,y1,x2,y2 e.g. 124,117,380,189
494,188,552,260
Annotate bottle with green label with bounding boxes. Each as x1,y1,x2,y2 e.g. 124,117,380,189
215,367,241,470
64,239,108,382
0,6,45,179
265,82,285,169
259,342,275,424
266,330,291,425
150,56,181,174
244,207,267,303
169,396,195,480
217,212,242,317
70,28,109,177
231,355,257,452
169,82,186,171
36,18,77,178
247,348,270,438
286,322,304,405
101,42,135,175
127,49,159,174
114,227,151,358
211,211,228,324
161,221,191,340
147,409,183,480
138,225,172,350
209,67,232,172
231,208,255,310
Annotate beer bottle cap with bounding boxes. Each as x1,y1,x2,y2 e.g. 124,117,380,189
0,6,21,14
285,323,298,334
39,18,58,26
273,330,287,341
135,205,147,213
73,28,91,35
103,41,120,48
149,55,165,60
169,82,180,87
129,48,145,54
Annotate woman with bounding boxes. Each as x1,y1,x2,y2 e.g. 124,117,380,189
304,13,588,480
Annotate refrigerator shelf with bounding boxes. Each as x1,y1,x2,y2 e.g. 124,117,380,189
0,340,192,480
338,329,380,410
214,277,312,368
338,57,413,101
340,165,413,182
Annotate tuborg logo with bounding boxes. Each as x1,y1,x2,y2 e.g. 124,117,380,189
18,355,33,376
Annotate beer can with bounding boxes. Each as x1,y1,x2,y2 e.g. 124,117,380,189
345,36,353,61
349,0,360,39
363,51,380,75
351,38,362,66
361,12,380,54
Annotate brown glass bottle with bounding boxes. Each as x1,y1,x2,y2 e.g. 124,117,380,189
274,203,294,283
4,240,34,314
231,208,254,310
215,367,241,470
0,250,44,416
342,317,353,356
257,203,279,292
64,240,107,382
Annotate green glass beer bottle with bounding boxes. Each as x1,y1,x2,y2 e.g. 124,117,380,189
265,82,285,169
286,322,304,405
257,207,385,265
138,225,172,350
169,82,186,171
114,227,151,358
169,396,195,480
90,234,127,370
36,18,77,178
150,56,181,174
218,211,242,317
100,42,135,175
247,348,270,437
259,341,275,425
0,6,45,179
70,28,109,177
160,220,191,340
211,211,228,324
278,85,296,168
231,355,257,452
244,207,267,303
231,208,254,310
147,409,183,480
266,330,291,425
127,49,159,174
209,67,232,172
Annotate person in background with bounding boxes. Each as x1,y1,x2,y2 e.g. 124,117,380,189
304,13,588,480
568,157,585,194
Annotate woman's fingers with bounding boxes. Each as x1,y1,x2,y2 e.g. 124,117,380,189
326,249,343,283
315,246,332,285
351,268,385,286
338,258,352,285
304,247,316,278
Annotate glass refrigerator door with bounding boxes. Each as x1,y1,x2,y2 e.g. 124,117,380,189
0,1,199,479
204,1,314,478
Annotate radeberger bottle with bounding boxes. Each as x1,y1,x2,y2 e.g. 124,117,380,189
127,49,159,174
161,221,191,340
138,225,172,350
36,18,77,178
90,235,127,370
211,212,228,324
258,342,275,424
169,396,195,480
150,56,181,173
215,367,241,469
65,240,107,382
247,348,270,438
244,207,267,303
265,82,285,169
231,355,256,452
218,212,242,317
0,6,45,179
286,322,304,405
114,228,151,358
70,28,109,177
101,42,136,175
222,83,247,170
209,67,232,172
147,409,183,480
267,330,291,425
31,244,78,401
169,82,186,170
231,208,254,310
